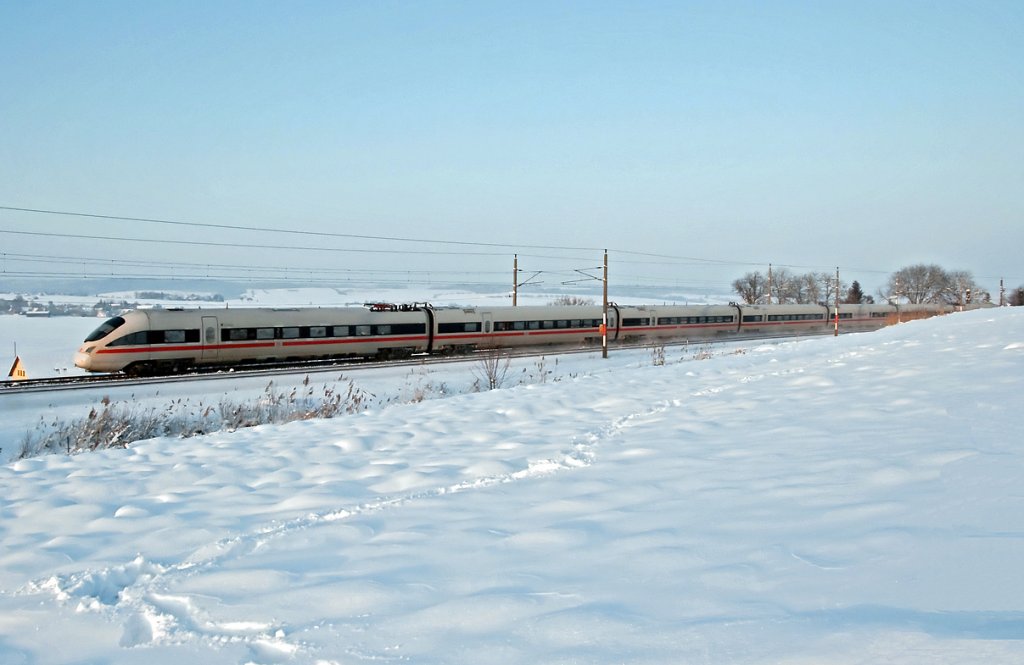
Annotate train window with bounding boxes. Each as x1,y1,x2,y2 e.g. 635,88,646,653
108,331,148,346
257,328,275,340
225,328,254,341
310,326,327,338
513,321,526,331
743,315,763,322
281,327,300,339
151,329,199,344
438,322,481,333
332,326,350,337
528,321,540,330
542,320,554,329
570,320,581,328
622,318,648,327
84,316,126,342
356,325,371,336
376,325,391,335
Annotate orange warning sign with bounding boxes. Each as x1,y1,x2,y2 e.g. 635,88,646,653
7,356,27,381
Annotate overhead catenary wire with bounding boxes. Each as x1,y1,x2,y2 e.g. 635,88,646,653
0,223,868,281
0,204,856,271
0,251,516,277
1,204,1016,286
0,205,607,253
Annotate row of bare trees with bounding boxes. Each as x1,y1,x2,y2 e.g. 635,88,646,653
732,264,991,306
731,269,868,306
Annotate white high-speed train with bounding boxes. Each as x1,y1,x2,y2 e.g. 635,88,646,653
74,301,952,376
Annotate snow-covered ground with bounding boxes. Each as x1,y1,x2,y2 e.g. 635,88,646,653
1,306,1023,664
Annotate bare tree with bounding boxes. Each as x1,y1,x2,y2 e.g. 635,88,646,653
885,264,937,303
472,352,512,391
731,272,767,304
945,270,986,306
811,272,847,308
886,264,983,305
791,273,823,305
769,267,795,304
548,295,595,306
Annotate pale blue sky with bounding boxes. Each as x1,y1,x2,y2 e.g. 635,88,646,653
1,1,1021,296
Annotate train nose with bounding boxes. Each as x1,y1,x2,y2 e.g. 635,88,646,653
74,347,95,371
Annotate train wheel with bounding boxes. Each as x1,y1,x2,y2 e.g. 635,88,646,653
124,362,155,378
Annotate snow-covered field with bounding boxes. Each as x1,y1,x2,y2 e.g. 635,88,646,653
1,303,1023,664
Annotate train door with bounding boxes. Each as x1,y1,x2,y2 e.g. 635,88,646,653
201,316,219,362
481,312,493,346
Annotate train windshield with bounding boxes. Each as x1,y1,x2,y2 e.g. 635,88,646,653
84,316,126,342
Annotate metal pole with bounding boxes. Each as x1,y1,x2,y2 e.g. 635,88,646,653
512,254,518,307
602,249,609,359
834,266,840,336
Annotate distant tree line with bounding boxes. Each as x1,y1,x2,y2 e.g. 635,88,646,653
733,264,994,306
135,291,224,302
0,295,91,316
2,291,225,316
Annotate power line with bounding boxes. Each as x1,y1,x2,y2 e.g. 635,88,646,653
0,204,874,274
0,228,608,265
0,270,521,289
0,228,504,256
4,204,1016,284
0,204,607,253
0,204,796,268
0,251,513,277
